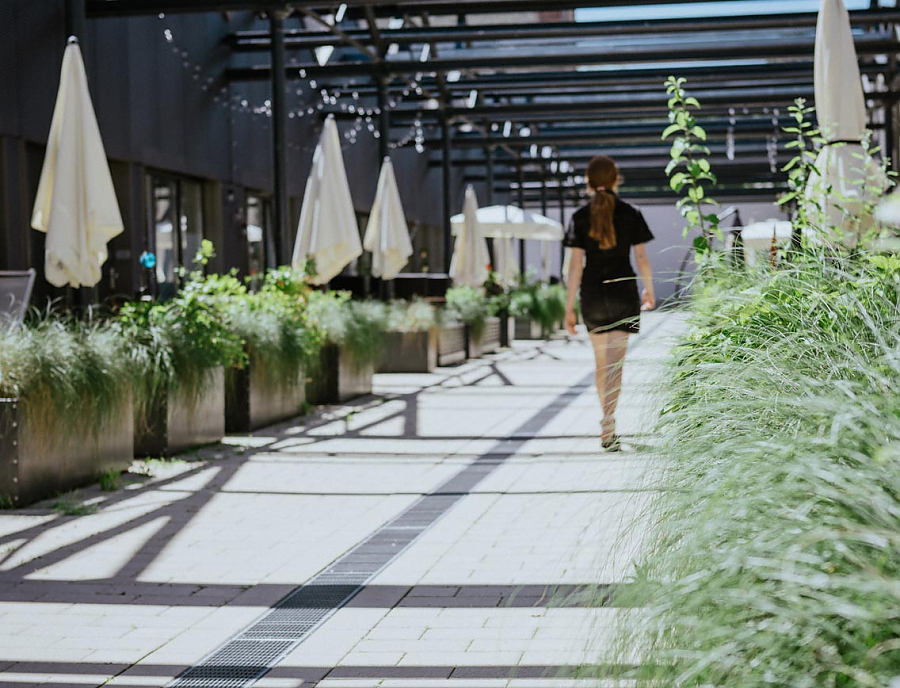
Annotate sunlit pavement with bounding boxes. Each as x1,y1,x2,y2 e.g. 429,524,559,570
0,311,685,688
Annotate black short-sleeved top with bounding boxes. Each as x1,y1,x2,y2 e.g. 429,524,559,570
563,195,654,284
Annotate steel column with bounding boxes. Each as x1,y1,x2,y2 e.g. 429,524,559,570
66,0,87,41
442,115,453,274
269,9,289,266
516,161,525,276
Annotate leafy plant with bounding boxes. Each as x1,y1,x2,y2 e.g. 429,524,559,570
116,245,247,424
605,251,900,687
0,314,132,447
444,286,490,341
663,76,721,254
505,279,566,334
306,291,388,369
98,469,120,492
778,98,824,249
387,299,438,333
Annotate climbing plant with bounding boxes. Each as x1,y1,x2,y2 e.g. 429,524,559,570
662,76,721,254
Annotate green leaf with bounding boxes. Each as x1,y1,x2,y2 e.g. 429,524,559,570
662,123,682,140
684,97,701,109
670,172,688,191
691,126,707,141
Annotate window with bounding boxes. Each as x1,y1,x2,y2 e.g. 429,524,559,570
246,193,275,291
148,174,205,300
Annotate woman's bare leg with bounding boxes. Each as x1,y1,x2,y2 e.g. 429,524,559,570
589,330,630,438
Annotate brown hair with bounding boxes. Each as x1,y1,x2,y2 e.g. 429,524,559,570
586,155,620,249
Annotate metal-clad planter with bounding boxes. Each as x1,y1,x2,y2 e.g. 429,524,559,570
499,315,515,348
514,316,544,340
437,322,466,366
135,368,226,457
378,329,439,373
306,344,374,404
466,316,502,359
226,354,306,433
0,397,133,507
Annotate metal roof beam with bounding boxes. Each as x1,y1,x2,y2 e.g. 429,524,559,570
229,9,900,51
86,0,808,18
225,35,900,79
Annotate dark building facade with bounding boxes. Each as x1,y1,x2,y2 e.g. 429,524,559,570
0,1,469,305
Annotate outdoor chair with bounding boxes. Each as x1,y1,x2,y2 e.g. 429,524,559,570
0,268,36,328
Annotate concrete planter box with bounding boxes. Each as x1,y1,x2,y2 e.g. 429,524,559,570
226,355,306,433
378,329,439,373
307,344,374,404
514,316,544,340
438,322,466,366
0,396,133,507
467,316,502,359
135,368,226,457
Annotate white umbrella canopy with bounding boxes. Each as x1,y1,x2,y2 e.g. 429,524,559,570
493,235,519,287
292,115,362,284
804,0,888,247
449,186,490,287
31,38,124,289
363,158,412,280
451,204,563,241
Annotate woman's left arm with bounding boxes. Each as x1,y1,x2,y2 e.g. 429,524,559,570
633,243,655,311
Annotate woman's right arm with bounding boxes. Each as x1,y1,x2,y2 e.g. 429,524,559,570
565,247,584,335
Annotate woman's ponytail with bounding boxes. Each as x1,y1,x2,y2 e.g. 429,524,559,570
589,191,616,249
585,155,620,249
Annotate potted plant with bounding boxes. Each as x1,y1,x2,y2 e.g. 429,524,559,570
225,268,321,433
445,286,500,359
510,281,567,339
0,317,134,507
305,292,388,404
379,299,441,373
485,272,515,348
119,243,246,456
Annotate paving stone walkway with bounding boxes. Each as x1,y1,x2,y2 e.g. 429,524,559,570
0,312,685,688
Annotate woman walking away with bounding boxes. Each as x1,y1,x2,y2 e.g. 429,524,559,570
564,155,655,451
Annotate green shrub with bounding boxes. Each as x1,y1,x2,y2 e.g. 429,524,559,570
608,252,900,687
445,286,490,341
98,469,120,492
0,315,131,444
387,299,438,333
507,281,566,334
306,291,388,369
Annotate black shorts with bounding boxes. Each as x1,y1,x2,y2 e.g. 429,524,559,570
580,278,641,334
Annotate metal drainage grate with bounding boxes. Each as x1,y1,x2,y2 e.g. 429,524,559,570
172,640,293,688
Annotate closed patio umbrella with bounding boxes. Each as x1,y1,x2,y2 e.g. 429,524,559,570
493,235,518,287
363,158,412,280
804,0,888,246
292,115,362,284
449,186,490,287
31,37,123,288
